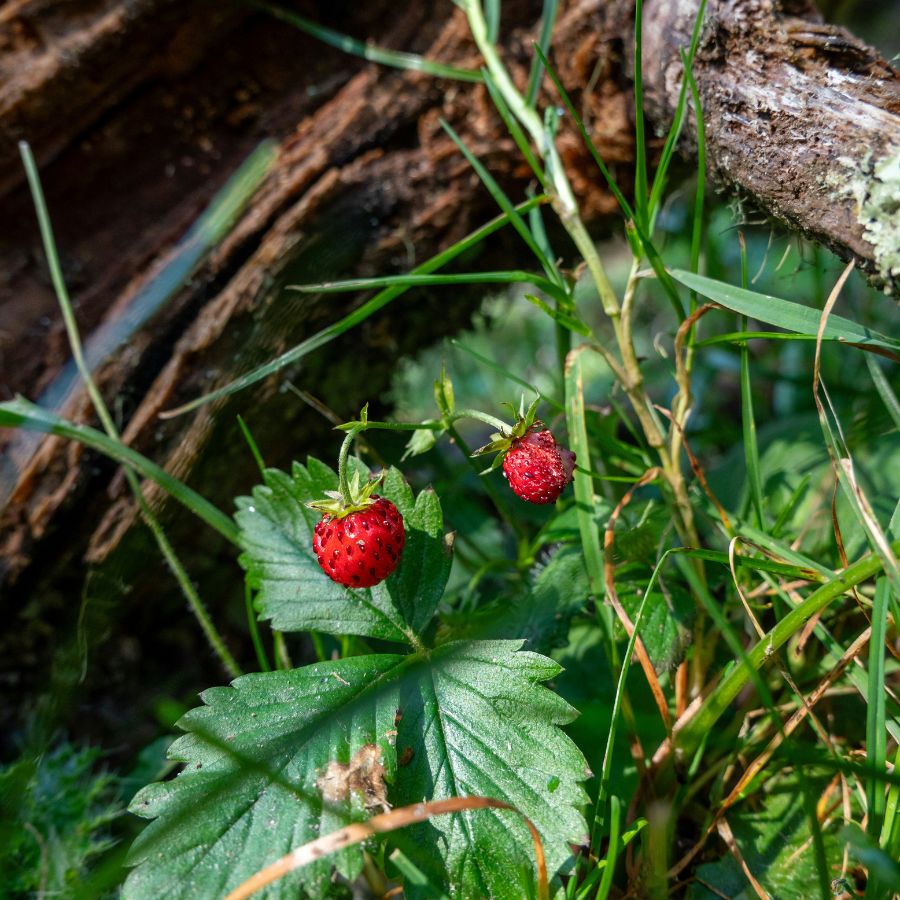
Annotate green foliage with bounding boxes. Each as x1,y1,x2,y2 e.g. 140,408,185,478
690,774,846,898
125,640,589,899
237,459,451,643
0,744,121,897
124,459,590,897
3,2,898,898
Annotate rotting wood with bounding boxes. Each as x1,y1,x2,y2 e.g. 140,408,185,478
0,0,895,748
643,0,900,292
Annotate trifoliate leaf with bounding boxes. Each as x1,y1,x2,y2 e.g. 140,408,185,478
124,641,590,899
236,458,450,645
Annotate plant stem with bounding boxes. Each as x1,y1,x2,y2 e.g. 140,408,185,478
464,1,701,564
674,541,900,759
336,426,363,503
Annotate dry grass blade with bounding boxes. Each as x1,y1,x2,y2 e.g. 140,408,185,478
667,626,870,879
657,406,733,534
603,467,672,734
223,796,549,900
813,261,900,596
727,537,767,640
716,817,772,899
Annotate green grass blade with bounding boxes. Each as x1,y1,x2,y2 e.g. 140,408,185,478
524,293,593,337
867,355,900,431
291,271,569,304
597,794,622,900
736,524,834,579
37,142,275,419
389,849,452,899
19,142,241,679
739,238,765,528
245,582,272,673
525,0,559,107
163,197,546,416
236,414,266,476
249,1,481,82
771,474,811,538
533,44,632,220
647,0,708,220
760,572,900,746
684,46,705,313
564,349,609,613
882,745,900,859
866,578,890,843
677,557,832,899
695,331,824,347
439,118,561,283
531,45,686,319
482,68,548,189
0,397,240,545
483,0,500,43
449,339,565,412
676,540,900,759
669,269,900,352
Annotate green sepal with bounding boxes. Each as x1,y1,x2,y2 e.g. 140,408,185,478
470,397,544,470
307,468,384,518
471,435,511,457
403,425,441,460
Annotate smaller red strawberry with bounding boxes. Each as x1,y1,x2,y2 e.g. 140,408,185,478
502,428,576,505
472,398,576,505
309,474,405,588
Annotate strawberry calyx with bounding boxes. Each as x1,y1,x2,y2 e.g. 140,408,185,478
470,396,541,472
307,470,384,520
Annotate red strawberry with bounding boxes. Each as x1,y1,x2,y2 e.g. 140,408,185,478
312,496,405,588
502,428,576,504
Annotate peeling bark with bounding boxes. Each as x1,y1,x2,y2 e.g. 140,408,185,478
643,0,900,292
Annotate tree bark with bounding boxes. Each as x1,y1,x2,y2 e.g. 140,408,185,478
643,0,900,292
0,0,895,749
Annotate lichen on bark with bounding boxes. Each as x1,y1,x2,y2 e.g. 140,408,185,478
828,148,900,295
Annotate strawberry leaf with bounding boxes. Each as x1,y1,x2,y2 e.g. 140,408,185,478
236,458,451,645
124,641,589,899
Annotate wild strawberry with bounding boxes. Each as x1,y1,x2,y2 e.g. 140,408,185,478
310,486,405,588
472,398,576,505
503,429,576,504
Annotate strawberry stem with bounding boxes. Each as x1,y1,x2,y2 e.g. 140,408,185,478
336,425,363,504
453,409,510,433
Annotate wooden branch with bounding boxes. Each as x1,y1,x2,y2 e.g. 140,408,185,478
643,0,900,293
0,0,895,749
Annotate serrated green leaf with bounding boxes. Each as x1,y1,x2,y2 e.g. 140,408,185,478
390,641,590,898
377,478,452,636
124,642,590,899
124,653,406,899
236,458,450,644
